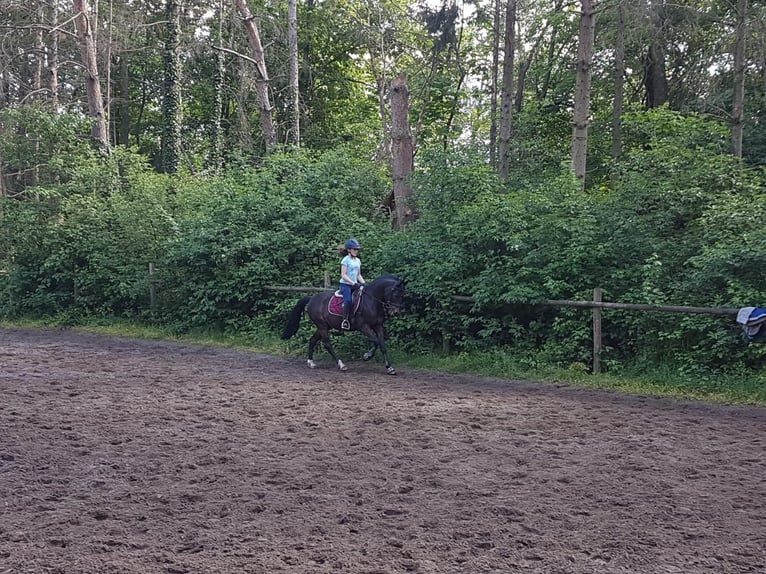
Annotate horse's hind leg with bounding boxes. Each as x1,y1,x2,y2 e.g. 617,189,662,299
363,343,378,361
307,331,322,369
358,325,395,375
374,326,396,375
319,329,347,371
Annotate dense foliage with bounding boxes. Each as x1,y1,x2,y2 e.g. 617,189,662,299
3,0,766,385
2,107,766,380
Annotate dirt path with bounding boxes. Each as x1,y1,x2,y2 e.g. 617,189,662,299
1,327,765,574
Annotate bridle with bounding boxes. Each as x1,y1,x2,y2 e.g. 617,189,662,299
361,283,405,317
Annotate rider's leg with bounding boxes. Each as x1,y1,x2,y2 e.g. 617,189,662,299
340,284,352,330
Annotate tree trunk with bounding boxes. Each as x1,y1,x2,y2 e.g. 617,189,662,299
234,0,277,153
611,0,625,163
498,0,516,182
105,0,114,146
34,5,44,101
390,75,415,229
732,0,747,158
514,58,530,114
208,0,226,173
0,127,5,197
489,0,500,167
48,0,60,110
540,0,564,103
116,53,130,146
73,0,109,149
644,2,668,109
161,0,182,174
571,0,597,182
374,69,391,162
287,0,300,146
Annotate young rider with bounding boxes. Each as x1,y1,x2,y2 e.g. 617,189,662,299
339,238,365,329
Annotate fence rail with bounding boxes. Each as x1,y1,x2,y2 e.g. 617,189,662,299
452,295,738,317
266,283,741,375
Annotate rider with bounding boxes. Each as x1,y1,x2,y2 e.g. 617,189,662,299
339,238,366,329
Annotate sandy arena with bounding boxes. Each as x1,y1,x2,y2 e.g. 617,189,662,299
1,327,765,573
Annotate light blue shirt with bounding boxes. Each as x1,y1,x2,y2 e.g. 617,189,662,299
340,255,361,285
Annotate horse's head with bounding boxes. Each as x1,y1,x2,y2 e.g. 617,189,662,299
370,274,406,317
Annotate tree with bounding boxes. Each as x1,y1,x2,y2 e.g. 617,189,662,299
611,0,625,163
287,0,300,146
732,0,747,158
489,0,501,167
208,0,226,173
73,0,109,148
161,0,182,173
234,0,277,153
498,0,516,181
571,0,597,181
391,74,415,228
48,0,60,111
643,0,668,109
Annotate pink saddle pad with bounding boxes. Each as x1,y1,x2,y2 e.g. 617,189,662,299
328,291,362,316
329,294,344,315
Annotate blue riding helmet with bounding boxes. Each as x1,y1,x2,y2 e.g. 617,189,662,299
345,238,361,250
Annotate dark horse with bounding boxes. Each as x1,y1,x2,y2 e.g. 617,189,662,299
281,274,405,375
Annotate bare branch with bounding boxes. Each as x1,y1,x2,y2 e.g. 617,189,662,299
211,45,258,67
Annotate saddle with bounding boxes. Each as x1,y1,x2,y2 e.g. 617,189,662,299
328,288,363,317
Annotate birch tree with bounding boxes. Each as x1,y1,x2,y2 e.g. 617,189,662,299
48,0,60,110
287,0,300,146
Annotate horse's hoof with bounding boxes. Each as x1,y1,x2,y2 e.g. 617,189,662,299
363,352,373,361
386,367,397,375
338,361,348,372
307,360,316,369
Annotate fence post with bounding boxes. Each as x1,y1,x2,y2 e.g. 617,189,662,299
324,271,330,288
592,287,602,374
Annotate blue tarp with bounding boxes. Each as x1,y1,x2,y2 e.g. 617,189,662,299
736,307,766,342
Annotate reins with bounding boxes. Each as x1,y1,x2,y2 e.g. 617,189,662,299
360,283,404,317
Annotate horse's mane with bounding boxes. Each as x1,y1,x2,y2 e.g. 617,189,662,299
371,273,403,285
366,274,404,300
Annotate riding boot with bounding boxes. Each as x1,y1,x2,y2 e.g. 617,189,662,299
341,302,351,330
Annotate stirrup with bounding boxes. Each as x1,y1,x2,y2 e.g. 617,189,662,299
341,319,350,330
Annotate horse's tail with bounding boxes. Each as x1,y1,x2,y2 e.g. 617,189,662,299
281,296,312,340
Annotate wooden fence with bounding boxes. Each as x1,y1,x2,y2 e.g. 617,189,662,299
265,282,740,374
4,262,739,375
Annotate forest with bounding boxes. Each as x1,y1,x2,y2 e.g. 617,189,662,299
2,0,766,388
